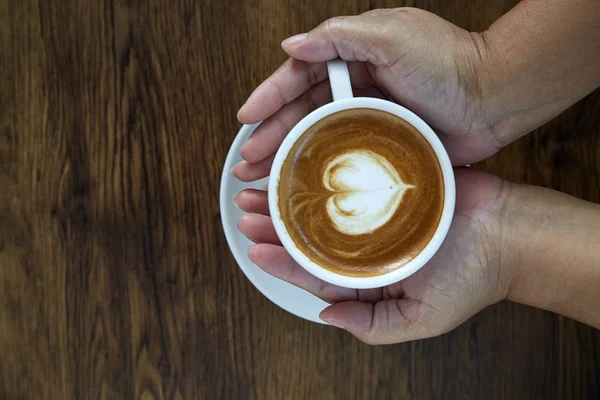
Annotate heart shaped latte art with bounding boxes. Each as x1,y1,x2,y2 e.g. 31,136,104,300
323,150,414,235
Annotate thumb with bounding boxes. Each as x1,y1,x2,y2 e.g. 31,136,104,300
319,298,438,345
281,12,404,66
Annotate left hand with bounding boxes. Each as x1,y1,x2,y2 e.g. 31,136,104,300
235,168,512,344
233,8,507,183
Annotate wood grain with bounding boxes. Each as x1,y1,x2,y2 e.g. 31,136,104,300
1,0,598,399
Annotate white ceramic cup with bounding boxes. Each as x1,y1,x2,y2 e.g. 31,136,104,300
268,60,456,289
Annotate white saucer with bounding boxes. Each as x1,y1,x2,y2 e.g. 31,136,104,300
219,123,329,324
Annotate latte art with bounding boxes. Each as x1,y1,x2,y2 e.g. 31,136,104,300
323,150,414,235
278,108,444,277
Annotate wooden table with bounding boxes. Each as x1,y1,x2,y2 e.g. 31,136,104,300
1,0,599,398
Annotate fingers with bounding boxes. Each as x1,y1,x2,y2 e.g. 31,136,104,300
238,60,376,125
236,200,384,304
237,213,280,245
231,154,275,182
238,11,409,124
281,12,404,67
234,86,384,182
238,59,328,124
248,243,357,304
234,189,269,215
239,80,333,164
234,84,386,181
319,298,441,345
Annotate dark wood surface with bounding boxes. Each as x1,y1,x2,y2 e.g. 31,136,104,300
1,0,599,398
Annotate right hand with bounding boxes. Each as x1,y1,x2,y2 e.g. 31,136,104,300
236,169,512,344
233,7,505,181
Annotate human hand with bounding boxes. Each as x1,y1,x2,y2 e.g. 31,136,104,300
232,5,600,341
233,7,504,182
235,168,511,344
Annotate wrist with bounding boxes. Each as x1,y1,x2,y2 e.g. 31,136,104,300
460,172,519,306
470,27,534,148
454,29,514,150
470,0,600,149
495,182,600,328
488,178,519,303
495,180,523,303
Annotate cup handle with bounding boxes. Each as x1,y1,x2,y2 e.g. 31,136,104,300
327,60,354,101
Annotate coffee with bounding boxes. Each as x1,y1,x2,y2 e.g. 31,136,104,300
277,108,444,277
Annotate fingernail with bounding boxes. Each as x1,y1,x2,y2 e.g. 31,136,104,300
232,193,240,208
238,80,264,122
321,318,345,329
247,245,259,260
282,33,308,47
230,165,237,177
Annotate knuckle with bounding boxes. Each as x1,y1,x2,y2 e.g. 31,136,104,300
355,13,398,64
305,63,320,87
360,7,409,22
270,112,290,134
305,92,317,114
321,16,347,35
314,278,328,296
360,8,395,18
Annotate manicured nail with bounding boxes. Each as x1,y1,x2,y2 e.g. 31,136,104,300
282,33,308,47
321,318,345,329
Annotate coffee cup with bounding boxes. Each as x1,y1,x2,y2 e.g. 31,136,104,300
268,60,455,289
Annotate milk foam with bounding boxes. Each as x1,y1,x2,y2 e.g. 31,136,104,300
323,150,414,235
